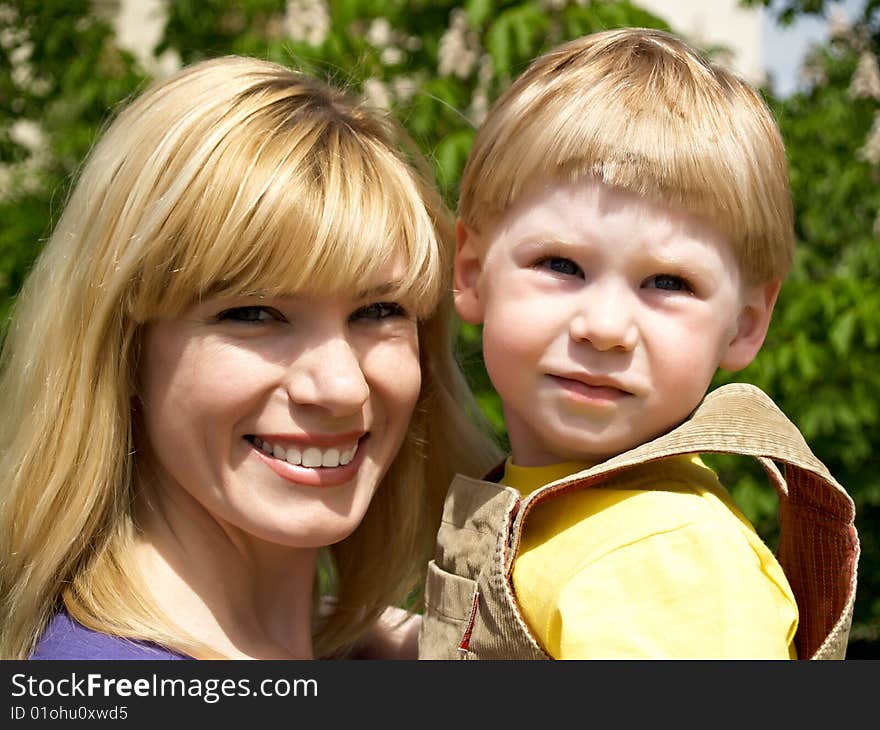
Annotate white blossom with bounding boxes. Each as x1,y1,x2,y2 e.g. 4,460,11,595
438,8,480,79
381,46,404,66
828,5,851,39
469,87,489,126
9,39,31,65
10,120,45,153
468,54,495,125
0,120,50,200
850,51,880,100
858,110,880,166
0,3,17,25
366,17,392,48
0,23,26,51
11,60,33,89
392,75,419,104
362,17,409,68
363,77,392,110
284,0,330,47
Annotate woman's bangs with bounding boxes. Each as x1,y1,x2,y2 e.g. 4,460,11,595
134,129,446,319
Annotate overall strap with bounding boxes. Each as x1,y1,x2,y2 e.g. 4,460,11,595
509,383,859,660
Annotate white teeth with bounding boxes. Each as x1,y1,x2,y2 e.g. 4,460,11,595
302,447,322,468
253,438,359,468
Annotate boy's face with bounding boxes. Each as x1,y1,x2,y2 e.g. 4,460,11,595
455,179,780,466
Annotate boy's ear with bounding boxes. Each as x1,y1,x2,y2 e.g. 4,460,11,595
719,280,782,372
453,219,485,324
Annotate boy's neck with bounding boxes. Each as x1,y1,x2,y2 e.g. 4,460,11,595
501,457,597,494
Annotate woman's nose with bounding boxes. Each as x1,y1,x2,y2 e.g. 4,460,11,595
569,291,638,352
283,336,370,416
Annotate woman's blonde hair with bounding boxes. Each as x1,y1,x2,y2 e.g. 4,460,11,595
459,27,795,284
0,55,500,659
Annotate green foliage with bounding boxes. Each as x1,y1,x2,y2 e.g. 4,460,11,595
711,21,880,654
0,0,147,325
158,0,669,203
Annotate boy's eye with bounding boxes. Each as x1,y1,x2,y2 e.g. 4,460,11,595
539,257,583,277
352,301,409,321
216,305,281,323
644,274,690,292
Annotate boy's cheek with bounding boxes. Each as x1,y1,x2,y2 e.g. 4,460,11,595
482,307,548,373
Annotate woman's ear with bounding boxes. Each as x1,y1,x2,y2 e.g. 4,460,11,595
453,219,485,325
719,280,782,372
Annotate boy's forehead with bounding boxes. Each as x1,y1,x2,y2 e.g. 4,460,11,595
488,177,730,245
470,177,744,287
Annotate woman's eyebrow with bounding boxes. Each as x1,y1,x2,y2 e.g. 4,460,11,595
356,280,405,299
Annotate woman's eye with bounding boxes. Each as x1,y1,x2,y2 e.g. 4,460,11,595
216,306,279,323
538,257,583,277
352,301,409,321
645,274,690,292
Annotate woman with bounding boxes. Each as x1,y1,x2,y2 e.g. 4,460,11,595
0,56,500,659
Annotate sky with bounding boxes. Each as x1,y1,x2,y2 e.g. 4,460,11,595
763,0,867,97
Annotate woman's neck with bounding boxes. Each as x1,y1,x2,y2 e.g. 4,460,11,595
133,476,320,659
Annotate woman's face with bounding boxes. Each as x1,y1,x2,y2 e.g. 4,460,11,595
136,260,421,548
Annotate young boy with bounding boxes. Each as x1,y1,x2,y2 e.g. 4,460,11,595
418,28,859,659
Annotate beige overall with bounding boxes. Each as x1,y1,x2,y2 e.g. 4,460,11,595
418,383,860,660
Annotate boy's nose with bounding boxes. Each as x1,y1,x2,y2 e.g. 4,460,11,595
283,336,370,416
569,296,638,352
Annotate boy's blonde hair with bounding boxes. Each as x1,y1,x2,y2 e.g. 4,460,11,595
0,56,500,659
459,27,794,284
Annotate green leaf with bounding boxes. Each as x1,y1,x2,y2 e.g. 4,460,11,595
830,309,857,355
433,127,475,192
464,0,493,28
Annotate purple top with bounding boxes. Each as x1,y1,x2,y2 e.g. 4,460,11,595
30,611,192,660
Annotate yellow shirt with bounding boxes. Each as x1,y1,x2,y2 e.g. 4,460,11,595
503,455,799,659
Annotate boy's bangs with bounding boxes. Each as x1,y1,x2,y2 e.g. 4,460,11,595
488,94,750,243
133,128,446,320
467,58,793,282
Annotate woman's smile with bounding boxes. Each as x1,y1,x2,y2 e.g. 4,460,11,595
246,433,370,487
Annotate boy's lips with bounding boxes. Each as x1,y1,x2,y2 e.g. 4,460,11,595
547,373,633,401
548,370,633,392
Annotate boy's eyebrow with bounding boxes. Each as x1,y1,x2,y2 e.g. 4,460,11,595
513,237,585,254
509,237,597,265
514,237,723,274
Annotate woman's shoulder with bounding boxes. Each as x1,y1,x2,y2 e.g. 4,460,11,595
29,611,192,661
